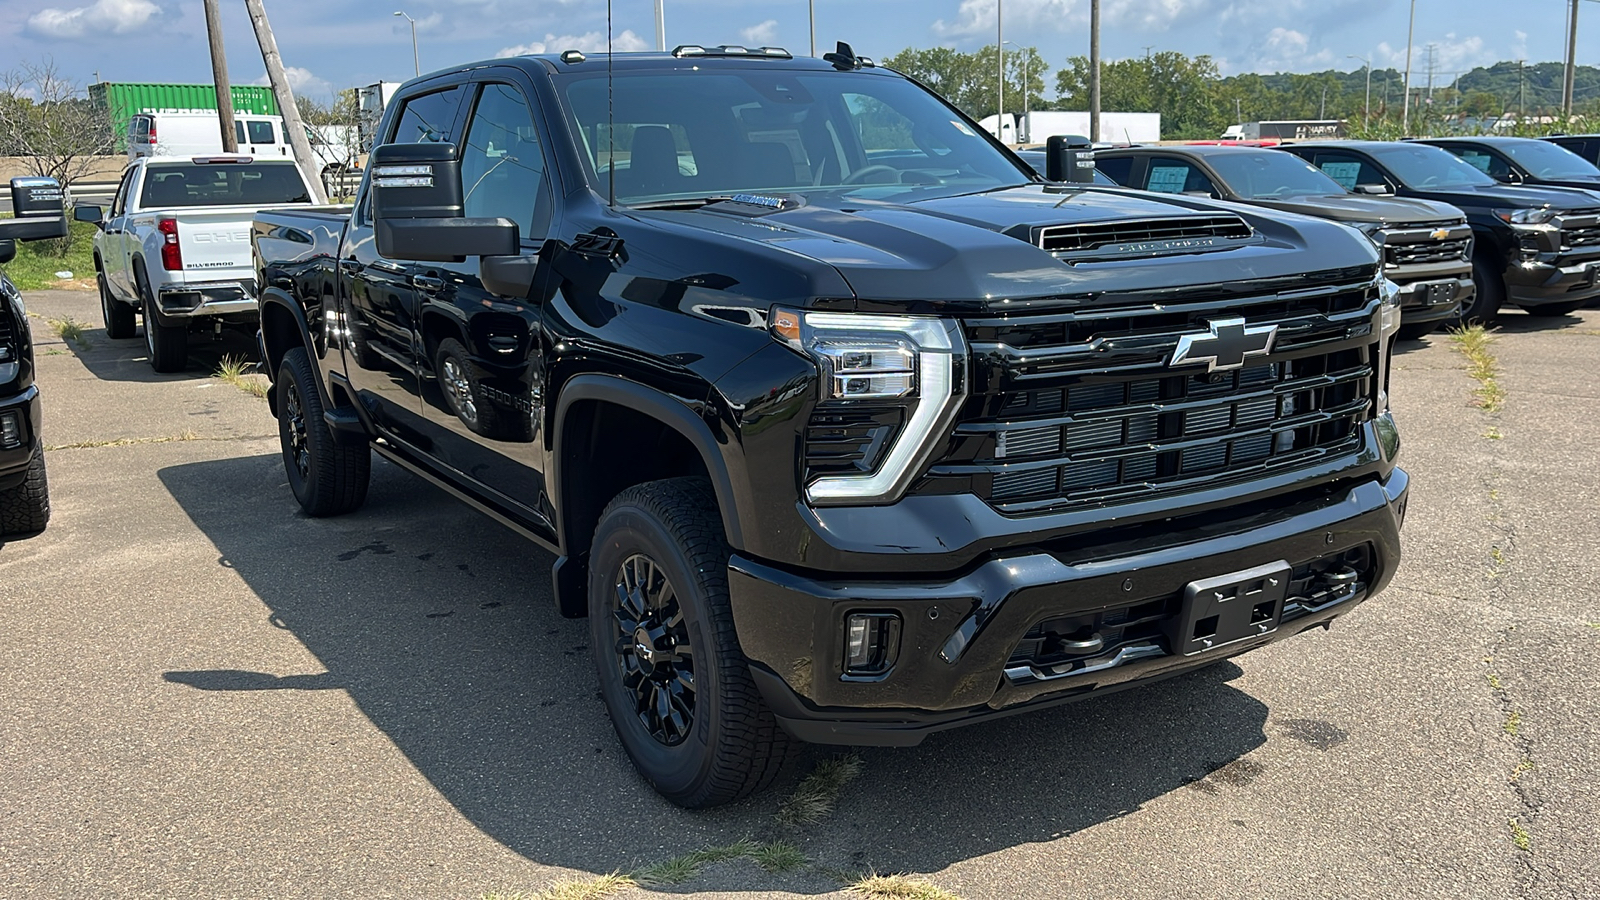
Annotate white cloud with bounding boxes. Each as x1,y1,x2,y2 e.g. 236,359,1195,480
252,67,334,99
496,29,650,57
933,0,1082,39
26,0,159,39
1375,34,1492,74
1247,27,1335,72
740,19,779,46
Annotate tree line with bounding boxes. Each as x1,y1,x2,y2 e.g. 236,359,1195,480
884,47,1600,140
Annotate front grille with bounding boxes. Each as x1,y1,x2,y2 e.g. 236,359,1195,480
1384,237,1470,266
1563,225,1600,248
1037,215,1253,259
937,281,1380,514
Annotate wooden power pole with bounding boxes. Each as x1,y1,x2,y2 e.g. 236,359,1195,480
1089,0,1101,143
243,0,327,203
1563,0,1579,118
202,0,238,152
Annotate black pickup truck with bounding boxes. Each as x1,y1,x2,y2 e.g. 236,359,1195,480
1,177,68,536
253,45,1408,807
1281,140,1600,321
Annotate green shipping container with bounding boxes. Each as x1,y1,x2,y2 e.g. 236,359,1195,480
90,82,281,152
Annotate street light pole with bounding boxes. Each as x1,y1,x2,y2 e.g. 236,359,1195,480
1348,54,1371,121
1401,0,1415,135
997,0,1004,144
1004,40,1029,143
655,0,666,52
1089,0,1101,143
393,11,419,76
809,0,816,57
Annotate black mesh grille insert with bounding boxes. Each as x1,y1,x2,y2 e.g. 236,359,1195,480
804,407,902,476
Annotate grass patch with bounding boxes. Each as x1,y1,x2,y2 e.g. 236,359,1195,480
213,354,269,399
751,841,807,873
632,839,808,887
481,872,634,900
1503,710,1521,735
0,219,98,291
44,315,91,350
45,430,200,451
777,753,864,826
1484,427,1502,440
1509,818,1531,852
1511,757,1535,782
1447,325,1506,413
847,873,963,900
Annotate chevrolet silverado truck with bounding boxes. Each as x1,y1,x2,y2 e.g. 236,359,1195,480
75,155,315,372
1093,144,1474,340
1418,136,1600,192
253,44,1408,807
1,176,68,536
1281,140,1600,321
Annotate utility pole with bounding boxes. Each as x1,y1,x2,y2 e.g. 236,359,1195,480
1005,41,1029,142
809,0,815,57
245,0,327,203
1089,0,1101,142
1519,59,1526,120
655,0,666,52
1320,84,1327,119
1402,0,1415,135
1425,43,1437,101
202,0,238,152
1563,0,1579,118
997,0,1004,144
1348,54,1372,121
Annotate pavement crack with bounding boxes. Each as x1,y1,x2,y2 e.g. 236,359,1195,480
44,433,277,452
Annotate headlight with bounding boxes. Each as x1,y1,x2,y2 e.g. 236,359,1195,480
771,307,967,505
1494,207,1558,225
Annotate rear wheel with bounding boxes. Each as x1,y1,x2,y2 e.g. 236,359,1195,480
137,265,187,372
1455,255,1504,327
98,264,136,339
0,446,50,536
1521,299,1587,317
589,477,788,808
277,346,370,516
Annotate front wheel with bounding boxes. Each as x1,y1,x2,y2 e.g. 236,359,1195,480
98,265,136,339
1456,256,1504,327
588,477,788,808
277,346,371,516
0,445,50,535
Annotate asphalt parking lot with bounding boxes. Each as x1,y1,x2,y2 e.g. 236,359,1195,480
3,288,1597,900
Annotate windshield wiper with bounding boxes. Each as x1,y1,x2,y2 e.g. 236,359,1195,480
629,196,734,211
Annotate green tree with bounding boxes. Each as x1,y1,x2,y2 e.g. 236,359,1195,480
1055,51,1223,139
883,45,1046,124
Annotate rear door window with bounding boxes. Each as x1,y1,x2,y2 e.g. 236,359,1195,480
1143,157,1217,196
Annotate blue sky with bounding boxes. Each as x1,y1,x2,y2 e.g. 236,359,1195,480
2,0,1592,101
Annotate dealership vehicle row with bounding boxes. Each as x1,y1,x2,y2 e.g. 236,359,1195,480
5,45,1600,818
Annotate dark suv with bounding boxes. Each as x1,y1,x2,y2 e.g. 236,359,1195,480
253,45,1408,807
1281,140,1600,321
1094,144,1473,338
1417,136,1600,191
0,177,68,537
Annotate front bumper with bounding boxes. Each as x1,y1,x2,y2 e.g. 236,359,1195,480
1391,272,1473,324
0,384,41,491
154,278,259,321
729,468,1408,746
1503,254,1600,306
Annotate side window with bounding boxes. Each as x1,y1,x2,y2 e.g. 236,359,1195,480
1455,147,1511,179
235,121,246,146
1311,152,1385,191
460,82,552,239
130,117,150,143
389,85,467,145
246,120,277,145
110,168,136,217
1095,155,1136,186
1144,157,1216,196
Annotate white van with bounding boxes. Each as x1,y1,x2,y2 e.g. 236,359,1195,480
127,110,289,161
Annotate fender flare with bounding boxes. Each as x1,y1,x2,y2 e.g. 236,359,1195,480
551,373,746,553
257,287,329,406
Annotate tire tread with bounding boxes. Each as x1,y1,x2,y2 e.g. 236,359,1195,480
0,446,50,535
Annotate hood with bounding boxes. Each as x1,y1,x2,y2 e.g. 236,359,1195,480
1524,175,1600,192
1248,193,1463,225
628,184,1379,311
1408,182,1600,212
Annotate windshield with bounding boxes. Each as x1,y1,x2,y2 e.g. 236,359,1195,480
1497,140,1600,179
139,161,310,207
1205,151,1346,199
1368,144,1497,190
558,67,1031,206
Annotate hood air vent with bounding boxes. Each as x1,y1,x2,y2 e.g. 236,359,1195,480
1038,215,1253,260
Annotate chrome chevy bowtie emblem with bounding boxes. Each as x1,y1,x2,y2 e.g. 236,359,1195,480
1170,318,1279,372
1431,227,1451,240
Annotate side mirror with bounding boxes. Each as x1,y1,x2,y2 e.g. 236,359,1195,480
0,239,14,266
368,142,518,262
1497,171,1522,185
1354,183,1392,196
1045,134,1097,184
74,205,104,225
0,177,68,242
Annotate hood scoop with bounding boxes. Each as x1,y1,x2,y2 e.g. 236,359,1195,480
1037,214,1254,262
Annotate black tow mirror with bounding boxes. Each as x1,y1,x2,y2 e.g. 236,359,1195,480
74,205,104,225
1,177,68,242
0,239,15,266
1045,135,1096,184
369,143,518,262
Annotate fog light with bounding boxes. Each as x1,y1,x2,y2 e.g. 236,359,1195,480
844,612,901,676
0,410,21,449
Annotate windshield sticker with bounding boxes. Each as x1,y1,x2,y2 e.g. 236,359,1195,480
1147,166,1189,193
951,120,975,136
1320,162,1360,190
1460,153,1492,173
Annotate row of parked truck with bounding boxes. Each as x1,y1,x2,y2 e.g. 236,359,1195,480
5,42,1599,809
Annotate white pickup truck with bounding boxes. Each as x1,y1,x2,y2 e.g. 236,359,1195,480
75,155,315,372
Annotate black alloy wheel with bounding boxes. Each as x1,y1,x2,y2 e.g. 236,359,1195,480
276,346,371,517
611,553,696,745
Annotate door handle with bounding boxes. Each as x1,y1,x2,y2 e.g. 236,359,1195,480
338,258,363,273
411,274,445,292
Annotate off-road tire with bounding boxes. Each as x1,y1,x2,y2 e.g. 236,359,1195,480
588,477,789,808
98,262,136,339
0,446,50,536
277,346,370,516
1456,255,1504,326
137,264,187,372
1521,299,1587,318
1395,320,1442,341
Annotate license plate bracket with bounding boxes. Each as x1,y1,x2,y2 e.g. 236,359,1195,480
1424,281,1456,306
1166,560,1293,656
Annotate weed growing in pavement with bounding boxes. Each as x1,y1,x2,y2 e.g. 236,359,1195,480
1508,818,1532,852
777,753,864,826
1503,710,1521,735
1484,427,1502,440
634,840,759,886
751,841,807,873
1448,325,1506,413
847,872,964,900
213,354,268,399
1511,757,1536,782
481,872,634,900
47,315,90,349
1486,672,1502,690
44,430,199,451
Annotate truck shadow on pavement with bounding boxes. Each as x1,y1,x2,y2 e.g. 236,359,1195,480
64,326,259,384
157,452,1270,889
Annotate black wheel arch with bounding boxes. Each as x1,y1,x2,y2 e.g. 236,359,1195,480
258,287,330,414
